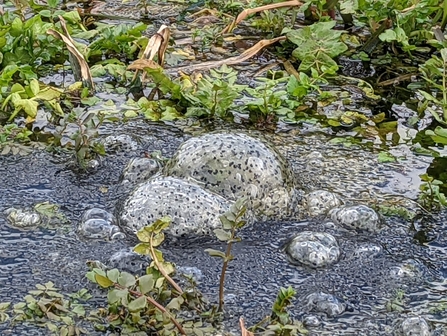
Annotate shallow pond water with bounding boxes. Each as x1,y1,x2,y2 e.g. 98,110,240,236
1,119,447,335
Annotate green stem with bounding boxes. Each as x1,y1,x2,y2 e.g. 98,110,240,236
218,238,233,312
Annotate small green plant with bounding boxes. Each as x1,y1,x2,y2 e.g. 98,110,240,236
244,75,296,124
285,21,348,73
0,282,90,335
138,64,246,120
205,198,248,312
182,65,246,119
419,48,447,126
250,286,307,335
50,108,106,169
386,289,406,312
87,217,216,335
419,173,447,210
1,78,63,122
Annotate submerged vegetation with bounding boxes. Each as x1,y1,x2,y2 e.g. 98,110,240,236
0,214,303,335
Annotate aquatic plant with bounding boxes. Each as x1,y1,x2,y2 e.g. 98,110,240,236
0,282,90,335
205,198,248,312
418,173,447,210
286,21,348,74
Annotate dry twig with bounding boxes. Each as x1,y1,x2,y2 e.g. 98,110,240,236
222,0,302,34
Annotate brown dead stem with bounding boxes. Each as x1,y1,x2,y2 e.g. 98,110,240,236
130,25,170,84
168,36,286,74
47,16,94,90
240,317,254,336
222,0,303,34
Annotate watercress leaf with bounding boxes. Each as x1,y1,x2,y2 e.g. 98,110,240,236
29,79,40,97
0,302,11,310
106,269,120,283
136,226,152,243
128,296,146,311
152,216,171,233
166,296,184,311
47,0,59,8
11,98,38,119
378,151,396,163
138,274,154,294
133,243,151,255
379,29,397,42
107,289,128,304
151,232,165,247
94,274,114,288
62,10,81,23
152,248,164,262
85,271,96,283
204,248,226,258
39,10,52,18
35,87,62,101
213,228,231,242
10,18,23,37
434,126,447,138
220,215,233,230
118,272,136,287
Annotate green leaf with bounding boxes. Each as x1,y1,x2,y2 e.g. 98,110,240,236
0,302,11,310
47,0,59,8
166,296,184,311
10,98,38,120
151,232,165,247
62,10,81,23
118,272,136,287
128,295,147,311
35,87,62,101
29,79,40,97
138,274,154,294
94,274,114,288
107,289,128,304
136,227,152,243
378,151,396,163
133,243,151,255
204,248,226,259
11,83,25,94
10,18,23,37
220,215,233,230
107,269,120,282
152,216,171,233
379,29,397,42
213,228,232,241
152,248,164,262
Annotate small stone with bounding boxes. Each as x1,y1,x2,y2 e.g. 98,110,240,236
306,292,346,317
102,134,139,152
305,190,342,216
108,250,149,274
329,204,381,232
283,231,340,268
401,316,430,336
120,157,161,185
